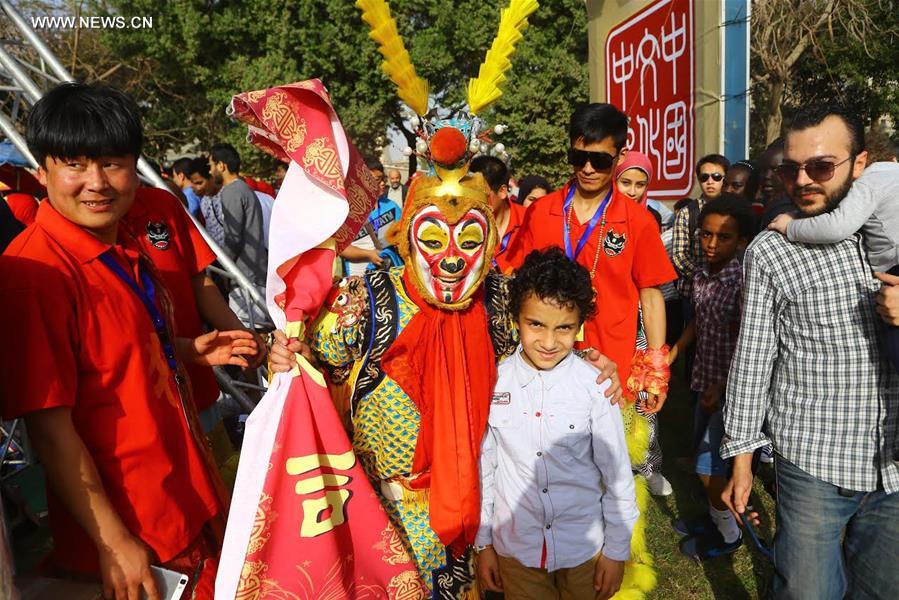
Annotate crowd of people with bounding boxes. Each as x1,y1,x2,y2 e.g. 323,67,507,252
0,79,897,600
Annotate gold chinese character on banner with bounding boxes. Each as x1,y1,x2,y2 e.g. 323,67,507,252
285,451,355,537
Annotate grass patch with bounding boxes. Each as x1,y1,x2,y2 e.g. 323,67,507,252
646,361,776,599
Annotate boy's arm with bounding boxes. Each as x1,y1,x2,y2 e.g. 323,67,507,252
591,400,638,561
475,426,498,547
785,178,878,243
668,320,696,365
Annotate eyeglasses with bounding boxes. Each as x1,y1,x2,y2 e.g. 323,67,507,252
698,172,724,183
775,157,852,183
567,148,618,170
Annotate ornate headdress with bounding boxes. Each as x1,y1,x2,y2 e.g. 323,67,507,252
356,0,539,310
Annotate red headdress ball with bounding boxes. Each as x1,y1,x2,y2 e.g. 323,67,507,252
428,127,468,166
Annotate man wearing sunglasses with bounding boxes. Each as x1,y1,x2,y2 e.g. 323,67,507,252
671,154,730,302
499,104,676,508
720,103,899,599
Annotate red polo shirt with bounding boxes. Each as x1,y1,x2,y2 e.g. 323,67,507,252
4,192,38,226
123,188,220,411
502,182,676,384
494,199,527,265
0,202,220,573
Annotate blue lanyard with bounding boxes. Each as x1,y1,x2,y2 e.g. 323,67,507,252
562,185,612,261
98,250,178,372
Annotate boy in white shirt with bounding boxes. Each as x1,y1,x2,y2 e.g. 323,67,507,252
476,247,638,600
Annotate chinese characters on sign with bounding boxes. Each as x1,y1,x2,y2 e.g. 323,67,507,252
287,451,356,537
606,0,694,201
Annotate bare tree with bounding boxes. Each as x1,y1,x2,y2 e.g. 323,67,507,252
751,0,895,144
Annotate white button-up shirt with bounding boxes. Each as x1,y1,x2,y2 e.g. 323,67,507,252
476,349,638,570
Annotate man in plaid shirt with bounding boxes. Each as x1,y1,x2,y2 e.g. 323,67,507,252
721,103,899,599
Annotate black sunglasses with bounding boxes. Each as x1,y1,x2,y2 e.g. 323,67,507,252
776,157,852,184
567,148,618,170
698,172,724,183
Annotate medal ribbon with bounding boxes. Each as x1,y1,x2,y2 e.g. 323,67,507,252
562,185,612,261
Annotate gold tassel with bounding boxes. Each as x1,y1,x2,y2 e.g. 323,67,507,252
467,0,539,115
355,0,430,115
612,475,657,599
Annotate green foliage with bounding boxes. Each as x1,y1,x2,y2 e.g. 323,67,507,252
87,0,587,181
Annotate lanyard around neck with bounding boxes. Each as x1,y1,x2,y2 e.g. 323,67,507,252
562,185,612,261
98,250,178,372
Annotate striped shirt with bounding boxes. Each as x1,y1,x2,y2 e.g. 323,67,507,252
720,231,899,493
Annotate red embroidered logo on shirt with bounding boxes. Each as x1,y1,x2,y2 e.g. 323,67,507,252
145,222,171,250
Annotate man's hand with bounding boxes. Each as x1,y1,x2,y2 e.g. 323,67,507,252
767,213,793,235
97,533,160,600
722,454,759,525
476,546,503,593
189,330,258,368
642,391,667,414
246,331,268,369
366,249,384,268
585,349,622,405
875,271,899,326
269,329,316,373
593,554,624,600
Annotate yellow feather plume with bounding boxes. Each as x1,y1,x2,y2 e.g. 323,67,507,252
467,0,539,115
355,0,430,116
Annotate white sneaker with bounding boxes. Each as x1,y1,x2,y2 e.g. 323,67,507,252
647,472,673,496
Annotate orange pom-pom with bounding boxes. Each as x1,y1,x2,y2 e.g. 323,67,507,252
429,127,468,166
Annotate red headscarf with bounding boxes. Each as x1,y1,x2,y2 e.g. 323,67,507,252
614,151,654,206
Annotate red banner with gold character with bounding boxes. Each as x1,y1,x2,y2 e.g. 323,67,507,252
216,80,426,599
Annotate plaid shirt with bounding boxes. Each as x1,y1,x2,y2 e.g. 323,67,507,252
720,231,899,493
691,258,742,393
671,197,707,297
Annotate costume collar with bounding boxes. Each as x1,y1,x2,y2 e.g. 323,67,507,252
35,200,122,264
513,345,576,390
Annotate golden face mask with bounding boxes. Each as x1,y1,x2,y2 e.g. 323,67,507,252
394,170,497,310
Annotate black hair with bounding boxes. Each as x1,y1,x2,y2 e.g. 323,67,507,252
365,158,384,172
469,155,509,193
727,160,760,200
516,174,551,204
695,153,730,176
698,193,757,241
509,247,596,323
568,103,629,151
209,143,241,173
171,157,193,176
788,102,865,157
26,82,143,166
673,197,692,212
186,156,211,179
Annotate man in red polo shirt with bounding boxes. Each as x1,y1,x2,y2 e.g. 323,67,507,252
501,103,675,411
124,185,266,473
470,155,526,265
0,83,250,600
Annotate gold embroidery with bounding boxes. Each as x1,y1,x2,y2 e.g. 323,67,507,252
386,570,428,600
246,493,276,555
374,524,412,566
303,137,343,191
262,92,308,153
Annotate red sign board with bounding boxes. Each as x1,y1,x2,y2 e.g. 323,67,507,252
606,0,695,201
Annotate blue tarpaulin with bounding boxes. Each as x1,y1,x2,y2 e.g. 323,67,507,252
0,140,31,167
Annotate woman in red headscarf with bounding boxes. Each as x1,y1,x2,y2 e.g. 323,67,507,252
615,151,654,206
613,150,674,498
